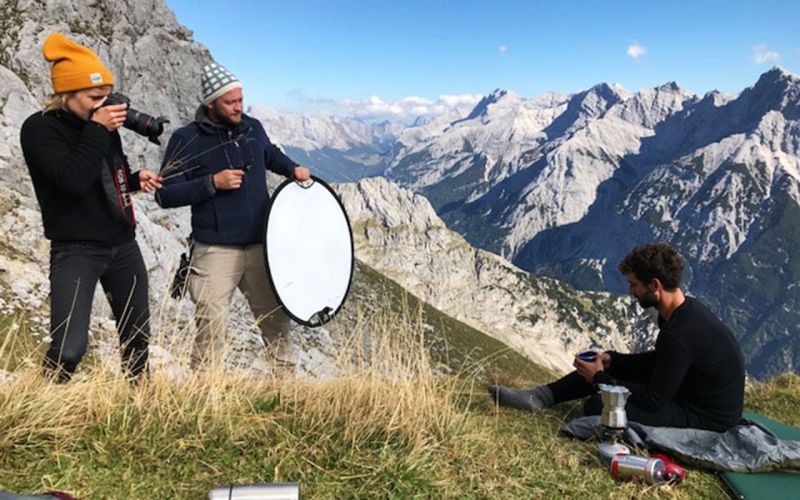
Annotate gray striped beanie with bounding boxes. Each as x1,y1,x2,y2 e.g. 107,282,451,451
201,63,243,105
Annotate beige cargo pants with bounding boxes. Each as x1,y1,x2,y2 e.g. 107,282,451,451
187,242,295,371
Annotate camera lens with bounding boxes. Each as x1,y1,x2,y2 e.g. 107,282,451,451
125,108,166,138
100,93,169,144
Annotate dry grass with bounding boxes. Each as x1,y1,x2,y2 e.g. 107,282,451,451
0,303,479,498
1,301,795,498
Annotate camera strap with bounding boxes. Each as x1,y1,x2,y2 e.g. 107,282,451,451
101,156,136,227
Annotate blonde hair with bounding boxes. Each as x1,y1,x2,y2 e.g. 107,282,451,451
43,85,113,112
44,93,70,111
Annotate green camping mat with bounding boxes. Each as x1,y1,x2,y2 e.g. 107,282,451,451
721,412,800,500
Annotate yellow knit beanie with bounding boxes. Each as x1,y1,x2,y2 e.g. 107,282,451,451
43,33,114,93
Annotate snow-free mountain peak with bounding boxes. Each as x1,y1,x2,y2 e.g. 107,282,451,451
462,89,522,123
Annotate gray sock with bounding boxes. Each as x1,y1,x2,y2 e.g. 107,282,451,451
487,385,555,412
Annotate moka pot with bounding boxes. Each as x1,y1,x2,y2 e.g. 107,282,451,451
599,384,630,431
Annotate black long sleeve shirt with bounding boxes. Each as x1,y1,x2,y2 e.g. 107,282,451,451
21,110,141,246
595,297,745,431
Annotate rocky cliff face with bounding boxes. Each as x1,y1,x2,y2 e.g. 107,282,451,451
0,0,327,376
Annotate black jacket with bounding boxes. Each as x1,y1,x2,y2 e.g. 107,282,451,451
155,109,297,246
20,109,142,246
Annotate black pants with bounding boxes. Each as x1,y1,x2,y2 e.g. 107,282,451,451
547,372,693,428
44,240,150,382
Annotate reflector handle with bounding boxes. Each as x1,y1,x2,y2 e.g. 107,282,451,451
309,306,333,328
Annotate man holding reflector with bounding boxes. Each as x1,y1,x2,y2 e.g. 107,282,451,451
156,63,310,373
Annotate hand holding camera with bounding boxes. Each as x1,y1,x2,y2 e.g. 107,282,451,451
91,102,128,131
91,92,170,145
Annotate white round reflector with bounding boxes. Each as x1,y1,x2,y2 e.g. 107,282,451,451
264,176,354,327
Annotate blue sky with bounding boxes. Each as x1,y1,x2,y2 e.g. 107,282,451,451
166,0,799,122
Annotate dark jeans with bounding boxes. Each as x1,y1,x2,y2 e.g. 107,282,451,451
547,372,693,428
44,239,150,382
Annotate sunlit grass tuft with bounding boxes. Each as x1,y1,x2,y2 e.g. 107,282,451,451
1,299,798,498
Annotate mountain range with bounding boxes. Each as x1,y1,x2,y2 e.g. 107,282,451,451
249,105,402,182
257,69,800,380
1,0,796,379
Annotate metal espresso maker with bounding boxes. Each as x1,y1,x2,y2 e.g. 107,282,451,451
597,384,632,465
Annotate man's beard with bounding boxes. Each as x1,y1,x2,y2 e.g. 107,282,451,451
636,290,658,309
208,105,241,127
217,111,241,127
222,112,241,126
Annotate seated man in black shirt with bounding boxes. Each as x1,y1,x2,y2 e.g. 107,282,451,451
488,243,746,432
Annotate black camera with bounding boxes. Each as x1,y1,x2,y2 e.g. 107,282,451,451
99,92,169,145
169,250,191,299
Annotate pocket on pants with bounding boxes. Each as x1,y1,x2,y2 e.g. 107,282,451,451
188,243,213,278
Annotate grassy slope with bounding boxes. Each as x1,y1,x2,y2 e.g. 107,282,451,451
0,264,798,499
353,262,556,384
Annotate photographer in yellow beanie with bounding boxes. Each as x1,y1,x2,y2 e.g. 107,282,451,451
19,33,162,383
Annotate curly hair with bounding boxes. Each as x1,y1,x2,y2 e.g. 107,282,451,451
618,243,685,290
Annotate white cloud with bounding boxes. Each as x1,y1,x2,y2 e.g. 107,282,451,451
626,42,647,60
334,93,484,122
286,87,338,106
400,96,434,106
499,45,508,56
753,44,780,64
439,93,484,107
288,89,484,123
